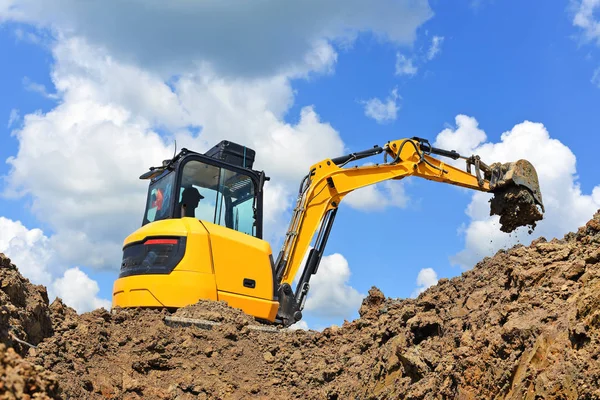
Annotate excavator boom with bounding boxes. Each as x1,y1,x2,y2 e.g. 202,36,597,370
274,137,544,326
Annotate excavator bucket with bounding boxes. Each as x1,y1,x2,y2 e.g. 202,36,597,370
488,159,545,233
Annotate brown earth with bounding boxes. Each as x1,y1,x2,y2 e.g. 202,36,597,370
2,212,600,399
0,254,53,357
0,254,59,399
0,344,59,399
490,186,544,233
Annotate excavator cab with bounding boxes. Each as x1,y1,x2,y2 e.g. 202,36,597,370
140,142,266,238
113,142,282,321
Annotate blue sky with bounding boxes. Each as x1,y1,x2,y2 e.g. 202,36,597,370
1,0,599,329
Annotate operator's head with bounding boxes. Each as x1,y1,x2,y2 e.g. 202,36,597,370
180,187,204,218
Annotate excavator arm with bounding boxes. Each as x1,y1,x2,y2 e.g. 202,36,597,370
273,137,544,326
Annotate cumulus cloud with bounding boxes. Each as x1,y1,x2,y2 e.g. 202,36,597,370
303,253,364,319
395,53,418,76
412,267,438,297
572,0,600,45
0,217,54,286
427,36,445,60
363,88,400,124
0,217,111,313
435,116,600,269
4,37,346,268
52,267,111,312
0,0,432,78
343,180,408,212
434,114,487,161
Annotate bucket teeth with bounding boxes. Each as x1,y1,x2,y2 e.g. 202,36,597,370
489,160,544,213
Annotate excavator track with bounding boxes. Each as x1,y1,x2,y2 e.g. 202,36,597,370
163,315,296,334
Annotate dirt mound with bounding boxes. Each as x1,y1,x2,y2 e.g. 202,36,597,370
4,212,600,399
172,299,257,326
0,343,59,399
0,254,54,357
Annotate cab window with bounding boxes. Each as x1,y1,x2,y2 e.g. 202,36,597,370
179,160,257,237
144,171,175,224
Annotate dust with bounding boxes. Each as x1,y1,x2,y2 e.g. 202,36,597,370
490,185,544,233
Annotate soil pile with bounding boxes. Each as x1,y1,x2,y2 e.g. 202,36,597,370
3,213,600,399
0,344,59,399
0,254,53,356
172,300,257,326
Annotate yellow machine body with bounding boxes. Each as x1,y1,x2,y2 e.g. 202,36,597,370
112,217,279,322
112,137,544,326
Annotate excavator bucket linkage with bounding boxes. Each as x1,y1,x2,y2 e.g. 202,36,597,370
412,137,544,233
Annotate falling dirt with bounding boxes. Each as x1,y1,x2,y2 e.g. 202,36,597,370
490,185,544,233
3,212,600,399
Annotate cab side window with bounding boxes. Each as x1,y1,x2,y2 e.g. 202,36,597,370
179,160,256,236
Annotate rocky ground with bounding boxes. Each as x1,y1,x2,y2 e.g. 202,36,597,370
0,343,59,399
0,255,53,357
1,212,599,399
0,255,58,399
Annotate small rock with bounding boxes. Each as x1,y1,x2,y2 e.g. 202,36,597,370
263,351,275,363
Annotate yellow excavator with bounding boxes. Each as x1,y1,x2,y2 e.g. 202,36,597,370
112,137,544,326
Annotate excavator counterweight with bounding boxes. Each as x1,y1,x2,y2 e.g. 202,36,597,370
112,137,544,326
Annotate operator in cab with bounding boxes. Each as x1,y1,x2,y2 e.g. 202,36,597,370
180,187,204,218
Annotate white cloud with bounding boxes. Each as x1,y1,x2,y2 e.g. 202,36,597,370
303,253,364,319
52,267,111,312
7,109,19,128
411,267,438,297
343,180,408,212
395,53,418,76
571,1,600,87
427,35,445,60
262,182,293,249
13,26,49,45
572,0,600,45
434,114,487,162
363,88,400,124
435,116,600,269
5,90,173,268
592,66,600,87
0,0,432,78
0,217,54,286
0,216,111,313
288,320,309,331
4,37,346,269
22,77,58,99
